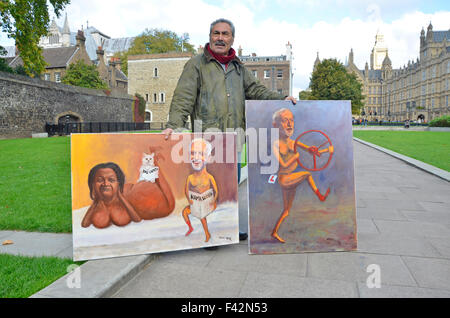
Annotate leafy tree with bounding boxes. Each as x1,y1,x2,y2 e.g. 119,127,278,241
114,28,196,76
309,58,364,114
0,0,70,77
61,60,108,90
299,90,315,100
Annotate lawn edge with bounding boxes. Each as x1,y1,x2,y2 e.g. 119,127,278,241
353,137,450,182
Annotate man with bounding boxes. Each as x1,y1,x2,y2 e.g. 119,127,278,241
182,138,219,242
163,18,297,240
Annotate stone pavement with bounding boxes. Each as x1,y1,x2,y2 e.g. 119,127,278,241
112,141,450,298
1,140,449,297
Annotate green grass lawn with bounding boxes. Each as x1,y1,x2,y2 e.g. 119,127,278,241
0,254,80,298
353,131,450,172
0,137,72,233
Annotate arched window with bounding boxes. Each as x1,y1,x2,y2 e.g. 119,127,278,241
145,111,152,122
153,67,158,77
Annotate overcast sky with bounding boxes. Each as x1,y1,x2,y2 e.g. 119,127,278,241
1,0,449,96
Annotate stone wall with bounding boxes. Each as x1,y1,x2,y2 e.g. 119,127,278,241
0,71,134,139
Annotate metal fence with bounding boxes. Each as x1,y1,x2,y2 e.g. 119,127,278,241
352,121,428,127
45,122,168,136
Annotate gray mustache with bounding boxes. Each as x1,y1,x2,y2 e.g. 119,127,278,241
214,40,226,46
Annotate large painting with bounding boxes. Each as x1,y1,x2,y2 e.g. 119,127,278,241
71,133,239,261
246,100,357,254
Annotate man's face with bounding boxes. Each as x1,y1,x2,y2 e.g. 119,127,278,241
209,22,234,56
277,110,295,137
190,141,208,171
93,168,119,201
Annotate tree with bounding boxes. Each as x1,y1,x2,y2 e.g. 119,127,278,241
298,90,315,100
0,0,70,77
114,28,196,76
61,60,108,90
309,58,364,114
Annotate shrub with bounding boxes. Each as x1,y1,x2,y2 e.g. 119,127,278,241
429,115,450,127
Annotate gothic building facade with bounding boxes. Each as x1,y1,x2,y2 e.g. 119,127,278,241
342,24,450,122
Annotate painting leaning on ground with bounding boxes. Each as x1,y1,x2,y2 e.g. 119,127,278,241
246,100,357,254
71,133,239,261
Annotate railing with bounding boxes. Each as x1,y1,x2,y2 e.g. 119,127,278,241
352,121,428,127
45,122,167,136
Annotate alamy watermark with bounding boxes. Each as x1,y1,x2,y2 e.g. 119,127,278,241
66,264,81,289
366,264,381,288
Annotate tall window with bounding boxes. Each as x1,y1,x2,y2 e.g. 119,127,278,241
153,67,158,77
277,70,283,79
264,70,270,79
252,70,257,77
159,92,166,103
55,72,61,83
153,93,158,103
44,73,50,81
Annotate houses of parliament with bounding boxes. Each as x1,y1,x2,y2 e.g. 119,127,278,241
318,23,449,122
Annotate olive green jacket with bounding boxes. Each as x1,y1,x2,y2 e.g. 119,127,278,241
167,46,285,142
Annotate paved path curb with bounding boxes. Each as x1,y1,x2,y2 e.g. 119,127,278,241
30,254,156,298
353,137,450,182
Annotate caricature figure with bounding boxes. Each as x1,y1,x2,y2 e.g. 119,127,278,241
182,138,219,242
81,162,141,229
271,108,334,243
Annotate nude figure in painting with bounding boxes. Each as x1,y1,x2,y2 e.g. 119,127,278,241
182,138,219,242
271,108,334,243
81,162,142,229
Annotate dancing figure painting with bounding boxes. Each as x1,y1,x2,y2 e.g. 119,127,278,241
71,133,239,261
246,100,357,254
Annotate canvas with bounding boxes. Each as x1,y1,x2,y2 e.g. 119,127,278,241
246,100,357,254
71,133,239,261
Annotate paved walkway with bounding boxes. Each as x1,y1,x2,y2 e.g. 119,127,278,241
112,141,450,298
1,140,449,297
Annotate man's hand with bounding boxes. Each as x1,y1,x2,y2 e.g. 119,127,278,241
162,128,173,140
285,96,297,104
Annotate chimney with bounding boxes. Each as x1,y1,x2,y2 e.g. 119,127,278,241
110,60,117,88
96,46,105,64
238,45,243,56
115,58,122,71
76,30,86,48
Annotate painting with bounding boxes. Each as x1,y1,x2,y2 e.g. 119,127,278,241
71,132,239,261
246,100,357,254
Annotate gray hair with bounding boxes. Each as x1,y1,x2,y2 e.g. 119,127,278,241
210,18,235,38
272,108,292,126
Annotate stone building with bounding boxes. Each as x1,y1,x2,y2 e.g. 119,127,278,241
341,24,450,122
127,52,193,123
9,30,92,83
238,42,293,96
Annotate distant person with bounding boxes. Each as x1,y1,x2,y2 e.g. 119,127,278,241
162,18,297,241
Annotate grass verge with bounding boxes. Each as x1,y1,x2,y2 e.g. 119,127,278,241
0,254,80,298
0,137,72,232
353,131,450,172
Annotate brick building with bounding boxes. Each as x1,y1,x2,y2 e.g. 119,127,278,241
238,42,293,97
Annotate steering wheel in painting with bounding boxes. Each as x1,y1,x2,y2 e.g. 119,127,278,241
294,130,334,172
